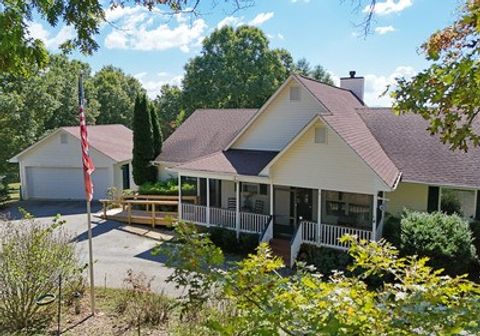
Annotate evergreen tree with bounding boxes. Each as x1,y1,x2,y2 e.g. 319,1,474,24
132,94,156,185
150,102,163,157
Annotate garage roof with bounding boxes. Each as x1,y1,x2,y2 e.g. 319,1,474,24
10,124,133,163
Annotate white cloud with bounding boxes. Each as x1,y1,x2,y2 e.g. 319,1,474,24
103,6,207,52
363,0,413,15
375,25,396,35
27,21,75,49
217,16,243,29
291,0,310,3
248,12,274,26
135,72,183,98
216,12,274,29
363,66,416,106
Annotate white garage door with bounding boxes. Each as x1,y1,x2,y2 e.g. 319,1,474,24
26,167,110,200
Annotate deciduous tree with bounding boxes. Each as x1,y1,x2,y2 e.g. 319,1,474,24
182,26,293,115
93,66,145,127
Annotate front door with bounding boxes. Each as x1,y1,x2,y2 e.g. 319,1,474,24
290,188,313,230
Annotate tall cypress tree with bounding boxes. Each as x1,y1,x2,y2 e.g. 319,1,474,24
132,94,156,185
150,103,163,158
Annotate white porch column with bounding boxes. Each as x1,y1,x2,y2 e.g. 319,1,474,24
236,180,240,239
178,173,182,220
317,189,322,245
206,178,210,226
269,183,274,216
372,193,378,241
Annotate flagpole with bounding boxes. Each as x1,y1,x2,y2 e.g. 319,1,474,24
86,199,95,315
79,73,95,315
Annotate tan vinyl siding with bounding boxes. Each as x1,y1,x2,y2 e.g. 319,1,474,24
232,81,325,151
270,121,385,195
386,182,429,216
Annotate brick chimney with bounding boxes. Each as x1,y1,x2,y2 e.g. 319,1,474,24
340,71,365,102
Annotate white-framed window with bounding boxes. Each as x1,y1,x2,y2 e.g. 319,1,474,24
289,86,301,101
60,133,68,144
315,127,327,144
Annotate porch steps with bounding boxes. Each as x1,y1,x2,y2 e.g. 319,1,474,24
269,238,291,267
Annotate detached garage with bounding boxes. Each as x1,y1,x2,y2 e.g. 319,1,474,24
10,125,134,200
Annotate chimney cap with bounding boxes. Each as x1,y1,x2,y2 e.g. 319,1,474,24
349,70,356,78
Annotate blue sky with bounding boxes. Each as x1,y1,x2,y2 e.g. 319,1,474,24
28,0,459,106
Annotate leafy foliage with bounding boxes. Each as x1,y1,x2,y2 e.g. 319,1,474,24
150,101,163,157
154,85,184,139
0,212,83,333
400,210,477,275
392,0,480,151
182,26,293,116
93,65,145,127
440,189,463,216
162,222,480,335
132,94,156,185
205,226,259,255
0,0,253,77
154,222,224,318
293,57,334,84
298,244,352,276
138,178,195,196
0,179,9,205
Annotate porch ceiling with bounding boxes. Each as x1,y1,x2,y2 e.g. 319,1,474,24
171,149,278,177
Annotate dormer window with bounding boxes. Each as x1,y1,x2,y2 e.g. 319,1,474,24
60,133,68,144
289,86,301,101
315,127,327,144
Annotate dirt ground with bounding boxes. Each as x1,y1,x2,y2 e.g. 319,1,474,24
51,288,170,336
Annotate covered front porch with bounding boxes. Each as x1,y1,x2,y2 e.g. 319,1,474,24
178,173,386,253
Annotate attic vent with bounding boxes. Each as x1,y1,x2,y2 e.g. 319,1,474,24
315,127,327,144
60,133,68,144
289,86,301,101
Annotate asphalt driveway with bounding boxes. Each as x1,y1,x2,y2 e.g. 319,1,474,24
1,201,183,296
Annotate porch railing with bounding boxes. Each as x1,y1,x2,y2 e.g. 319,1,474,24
181,203,269,234
181,203,207,224
290,222,304,268
210,207,236,230
241,212,270,233
298,221,372,250
260,217,274,243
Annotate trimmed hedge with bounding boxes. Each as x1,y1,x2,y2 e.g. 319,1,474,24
138,178,195,196
200,226,259,256
400,211,477,275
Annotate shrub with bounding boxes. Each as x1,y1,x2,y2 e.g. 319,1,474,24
440,189,463,216
298,244,352,276
114,270,173,334
138,178,195,196
382,214,401,247
0,213,82,333
0,179,9,205
400,211,477,275
206,226,259,255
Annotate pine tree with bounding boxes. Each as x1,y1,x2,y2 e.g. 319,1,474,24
132,94,156,185
150,103,163,158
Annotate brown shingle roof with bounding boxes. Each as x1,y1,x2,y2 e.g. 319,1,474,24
296,75,401,188
174,150,278,176
156,109,257,163
62,124,132,162
359,108,480,188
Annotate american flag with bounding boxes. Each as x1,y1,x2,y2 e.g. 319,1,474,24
78,75,95,201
